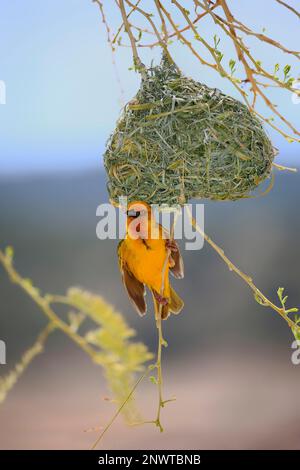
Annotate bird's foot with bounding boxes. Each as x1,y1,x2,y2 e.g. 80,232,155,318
153,291,168,305
166,239,178,252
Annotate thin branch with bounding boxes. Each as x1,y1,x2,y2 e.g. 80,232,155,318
118,0,144,70
0,323,55,404
90,366,151,449
154,0,168,43
275,0,300,19
125,0,174,63
202,1,300,90
219,1,300,135
220,15,300,59
186,207,300,337
90,210,180,447
0,250,99,362
112,0,143,44
137,1,220,48
93,0,125,103
102,0,300,142
197,0,300,140
153,209,180,433
157,0,218,70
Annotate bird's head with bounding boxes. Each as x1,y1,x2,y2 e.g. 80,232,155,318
126,201,153,239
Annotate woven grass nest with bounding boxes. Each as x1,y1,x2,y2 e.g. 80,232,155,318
104,57,275,205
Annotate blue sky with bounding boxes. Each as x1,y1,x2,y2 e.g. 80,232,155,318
0,0,299,176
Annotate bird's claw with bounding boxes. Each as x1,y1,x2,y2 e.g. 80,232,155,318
166,239,178,252
153,291,168,305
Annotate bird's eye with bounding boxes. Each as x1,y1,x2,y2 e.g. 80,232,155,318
127,210,141,218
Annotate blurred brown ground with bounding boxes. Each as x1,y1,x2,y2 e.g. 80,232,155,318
0,347,299,449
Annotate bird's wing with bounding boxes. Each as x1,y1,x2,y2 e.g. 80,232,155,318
118,240,147,316
168,239,184,279
160,226,184,280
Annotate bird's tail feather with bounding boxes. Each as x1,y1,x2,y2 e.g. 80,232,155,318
169,286,184,315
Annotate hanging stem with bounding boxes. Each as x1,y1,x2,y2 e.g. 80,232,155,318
138,2,220,48
90,210,180,445
90,366,151,449
154,315,165,432
154,209,180,431
154,251,169,432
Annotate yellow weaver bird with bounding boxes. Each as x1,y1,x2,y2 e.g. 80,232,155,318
118,201,184,320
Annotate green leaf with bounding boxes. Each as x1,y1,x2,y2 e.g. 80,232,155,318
286,77,295,87
283,64,291,81
277,287,284,301
213,34,220,48
149,376,158,385
292,326,300,343
277,287,298,317
273,63,280,78
229,59,236,69
5,246,14,260
68,311,85,333
254,293,267,306
229,59,236,75
286,308,299,314
215,50,223,62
